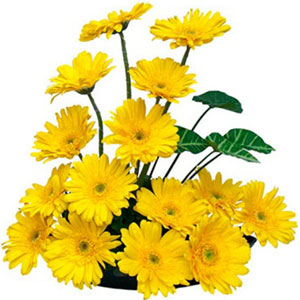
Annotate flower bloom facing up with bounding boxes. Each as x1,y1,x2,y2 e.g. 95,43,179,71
44,214,120,289
2,212,54,275
151,10,231,49
129,57,196,103
187,216,251,294
103,98,179,167
190,169,243,219
65,154,138,226
80,2,153,41
46,51,114,101
20,164,71,218
235,181,297,247
135,177,207,235
117,220,193,299
32,105,96,162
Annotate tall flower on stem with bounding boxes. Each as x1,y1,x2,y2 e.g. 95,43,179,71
151,10,231,49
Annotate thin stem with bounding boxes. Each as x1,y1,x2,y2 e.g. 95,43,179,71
78,153,83,161
155,96,161,105
163,101,172,114
181,151,215,183
189,153,222,180
87,93,104,156
181,46,191,66
164,107,212,179
148,158,159,178
119,32,132,99
137,163,150,187
135,161,140,176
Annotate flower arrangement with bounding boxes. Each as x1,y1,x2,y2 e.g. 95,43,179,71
2,2,297,299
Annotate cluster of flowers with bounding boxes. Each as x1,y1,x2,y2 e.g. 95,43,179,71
3,3,297,299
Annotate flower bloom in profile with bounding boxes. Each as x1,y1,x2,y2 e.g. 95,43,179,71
44,214,120,289
80,3,153,41
151,10,231,49
103,98,179,167
235,181,297,247
46,51,114,102
32,105,96,162
129,57,196,103
187,216,250,294
190,169,243,219
135,178,207,235
20,164,71,218
2,212,54,275
65,154,138,226
117,220,193,299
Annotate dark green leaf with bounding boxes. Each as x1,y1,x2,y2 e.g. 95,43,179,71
176,126,209,154
193,91,243,113
225,128,275,154
206,132,259,163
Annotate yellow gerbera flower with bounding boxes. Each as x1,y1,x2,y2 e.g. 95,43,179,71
32,105,96,163
44,213,120,289
65,154,138,226
151,10,231,49
20,164,71,218
2,212,54,275
129,57,196,103
187,216,250,294
117,220,192,299
135,178,207,235
103,98,179,167
234,181,297,247
80,3,153,41
46,51,114,102
191,169,243,219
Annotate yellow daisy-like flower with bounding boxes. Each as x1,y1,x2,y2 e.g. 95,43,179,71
135,178,207,235
151,10,231,49
20,164,71,218
80,3,153,41
118,220,192,299
65,154,138,226
187,216,250,294
44,214,120,289
191,169,243,219
103,98,179,167
2,212,54,275
129,57,196,103
234,181,297,247
32,105,96,163
46,51,114,102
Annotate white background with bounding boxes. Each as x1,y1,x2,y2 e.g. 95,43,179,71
0,0,299,299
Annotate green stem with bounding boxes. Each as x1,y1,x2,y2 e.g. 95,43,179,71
155,96,161,105
137,163,150,187
188,153,222,180
78,153,83,161
181,46,191,66
135,161,140,176
87,93,104,156
181,151,215,183
119,32,132,99
164,107,212,179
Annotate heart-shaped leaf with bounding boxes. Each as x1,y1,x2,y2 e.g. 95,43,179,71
193,91,243,113
206,132,259,163
176,126,209,154
225,128,275,154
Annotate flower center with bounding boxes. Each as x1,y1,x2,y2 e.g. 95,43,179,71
67,138,75,144
187,30,196,34
149,254,160,265
166,208,176,216
32,231,40,242
78,241,90,253
156,83,166,89
199,245,217,265
134,131,145,141
213,193,222,199
257,211,266,221
95,183,106,194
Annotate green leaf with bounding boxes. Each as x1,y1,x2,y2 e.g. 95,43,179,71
193,91,243,113
176,126,209,154
206,132,259,163
225,128,275,154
